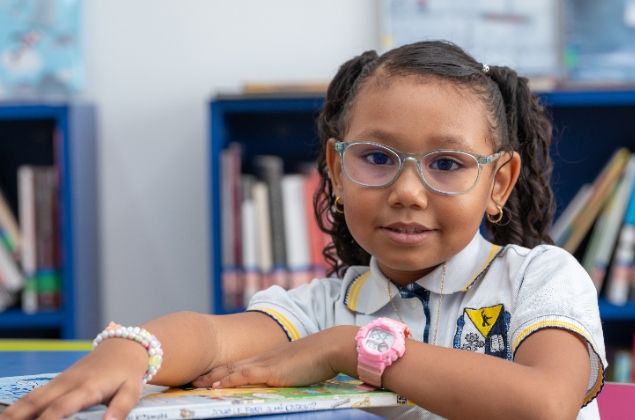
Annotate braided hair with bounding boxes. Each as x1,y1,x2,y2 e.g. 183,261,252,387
315,40,555,277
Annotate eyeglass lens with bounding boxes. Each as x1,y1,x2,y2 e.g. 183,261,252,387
342,143,481,193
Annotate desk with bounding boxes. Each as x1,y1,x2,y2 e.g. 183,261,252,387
0,342,385,420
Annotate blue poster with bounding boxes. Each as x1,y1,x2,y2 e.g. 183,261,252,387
0,0,84,99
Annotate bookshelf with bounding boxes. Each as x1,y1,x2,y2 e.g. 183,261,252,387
209,94,325,315
0,102,99,339
209,90,635,326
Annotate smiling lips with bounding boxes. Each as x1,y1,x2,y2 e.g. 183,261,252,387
381,223,434,245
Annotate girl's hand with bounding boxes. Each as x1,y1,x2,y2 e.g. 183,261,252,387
194,325,360,389
0,339,149,420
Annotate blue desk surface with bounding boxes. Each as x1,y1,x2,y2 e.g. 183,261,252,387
0,348,386,420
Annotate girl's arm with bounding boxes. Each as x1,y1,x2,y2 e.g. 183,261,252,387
144,311,289,386
207,325,590,420
0,311,288,420
382,327,590,420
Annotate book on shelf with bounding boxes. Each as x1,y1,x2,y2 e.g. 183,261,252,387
241,174,261,306
17,165,61,313
0,187,24,305
17,166,38,314
35,167,61,310
582,155,635,292
254,155,287,290
551,184,592,246
0,238,23,304
220,143,243,311
559,147,631,253
0,187,21,258
282,174,313,289
253,180,273,293
219,146,337,309
605,172,635,306
0,373,404,418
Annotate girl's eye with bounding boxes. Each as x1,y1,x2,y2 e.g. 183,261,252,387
363,151,395,166
429,156,463,171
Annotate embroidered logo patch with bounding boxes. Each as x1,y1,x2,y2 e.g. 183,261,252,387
454,304,511,360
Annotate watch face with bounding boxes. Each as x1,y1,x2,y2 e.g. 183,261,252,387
364,327,395,353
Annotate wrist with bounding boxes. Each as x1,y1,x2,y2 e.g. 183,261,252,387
355,318,409,388
92,337,150,375
93,322,163,383
326,325,360,377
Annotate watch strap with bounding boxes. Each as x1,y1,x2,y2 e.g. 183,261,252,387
357,356,383,388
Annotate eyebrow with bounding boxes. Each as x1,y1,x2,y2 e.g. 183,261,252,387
353,129,476,152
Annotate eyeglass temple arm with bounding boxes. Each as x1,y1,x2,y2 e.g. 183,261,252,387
479,151,504,164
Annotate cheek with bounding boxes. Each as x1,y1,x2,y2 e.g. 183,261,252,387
341,190,380,234
436,197,487,230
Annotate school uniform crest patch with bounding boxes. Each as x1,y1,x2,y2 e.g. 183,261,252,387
453,304,511,360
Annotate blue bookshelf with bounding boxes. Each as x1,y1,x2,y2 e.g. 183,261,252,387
0,102,99,339
209,90,635,325
209,95,325,315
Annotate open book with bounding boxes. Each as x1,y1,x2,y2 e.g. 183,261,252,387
0,373,404,419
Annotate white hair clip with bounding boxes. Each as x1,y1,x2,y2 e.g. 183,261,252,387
482,63,490,74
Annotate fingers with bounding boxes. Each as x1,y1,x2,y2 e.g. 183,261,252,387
3,383,104,420
32,385,105,420
193,362,276,389
0,376,142,420
0,377,69,420
213,364,274,389
103,379,143,420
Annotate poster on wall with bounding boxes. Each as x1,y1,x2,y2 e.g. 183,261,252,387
0,0,84,99
564,0,635,83
379,0,563,81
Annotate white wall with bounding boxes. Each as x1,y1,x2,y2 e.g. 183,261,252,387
81,1,379,327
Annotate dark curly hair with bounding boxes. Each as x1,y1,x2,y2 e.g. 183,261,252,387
315,40,555,277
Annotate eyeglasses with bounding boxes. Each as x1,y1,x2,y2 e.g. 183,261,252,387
334,141,504,195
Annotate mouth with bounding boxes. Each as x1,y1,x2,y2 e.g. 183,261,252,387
381,223,434,245
383,222,430,233
385,226,427,234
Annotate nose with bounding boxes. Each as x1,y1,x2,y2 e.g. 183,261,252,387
387,158,429,209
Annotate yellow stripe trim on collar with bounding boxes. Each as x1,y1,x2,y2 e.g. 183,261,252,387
461,244,502,291
512,320,602,405
251,307,301,341
346,271,371,311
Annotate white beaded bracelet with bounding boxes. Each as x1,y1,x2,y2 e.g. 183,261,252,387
93,321,163,384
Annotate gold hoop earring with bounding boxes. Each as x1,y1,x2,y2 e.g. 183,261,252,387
334,196,345,214
486,205,504,224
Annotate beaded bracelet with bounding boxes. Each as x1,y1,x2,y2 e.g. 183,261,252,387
93,321,163,384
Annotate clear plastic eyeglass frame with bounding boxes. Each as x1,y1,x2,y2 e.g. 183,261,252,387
334,141,504,195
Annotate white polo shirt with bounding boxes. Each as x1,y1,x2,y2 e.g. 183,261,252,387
247,232,606,420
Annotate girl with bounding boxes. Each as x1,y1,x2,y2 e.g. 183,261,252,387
2,41,605,420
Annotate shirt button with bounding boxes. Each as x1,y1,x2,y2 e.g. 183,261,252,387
410,299,417,309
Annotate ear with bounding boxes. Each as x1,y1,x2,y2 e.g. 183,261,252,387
326,138,344,197
487,151,521,215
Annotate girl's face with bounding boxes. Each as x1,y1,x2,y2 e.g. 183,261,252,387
327,76,519,285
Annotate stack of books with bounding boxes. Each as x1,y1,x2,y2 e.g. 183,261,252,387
0,165,61,313
220,143,332,311
552,148,635,305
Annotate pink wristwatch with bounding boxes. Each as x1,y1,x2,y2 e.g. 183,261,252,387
355,317,410,388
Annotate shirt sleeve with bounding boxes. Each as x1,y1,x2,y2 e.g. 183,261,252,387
245,278,344,341
509,245,607,406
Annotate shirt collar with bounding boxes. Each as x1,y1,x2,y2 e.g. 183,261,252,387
343,231,502,315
